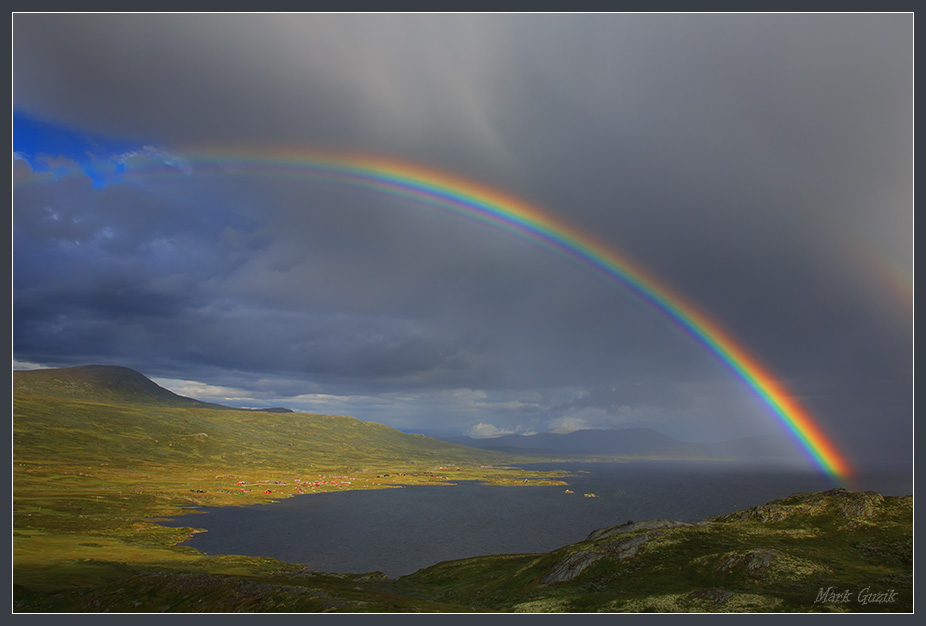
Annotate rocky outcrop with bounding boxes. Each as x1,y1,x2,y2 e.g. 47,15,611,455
706,548,830,583
541,548,609,585
543,535,656,587
717,550,779,575
585,519,691,541
835,490,884,518
541,519,689,586
712,489,887,524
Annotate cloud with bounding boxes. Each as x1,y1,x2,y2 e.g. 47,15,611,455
468,422,539,439
547,417,588,435
12,359,47,371
152,378,255,405
12,14,912,458
113,145,192,175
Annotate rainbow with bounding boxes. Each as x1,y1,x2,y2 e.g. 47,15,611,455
24,146,856,483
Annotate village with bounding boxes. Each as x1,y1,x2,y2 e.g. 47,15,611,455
183,466,574,501
186,467,476,498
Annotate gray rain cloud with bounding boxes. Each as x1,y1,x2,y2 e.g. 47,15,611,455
13,14,912,460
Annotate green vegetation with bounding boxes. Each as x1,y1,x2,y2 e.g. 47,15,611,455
13,367,912,613
392,489,912,613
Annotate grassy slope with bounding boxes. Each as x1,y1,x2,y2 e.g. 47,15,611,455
14,366,548,473
13,368,912,613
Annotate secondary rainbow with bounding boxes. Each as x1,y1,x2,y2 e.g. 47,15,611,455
67,146,859,483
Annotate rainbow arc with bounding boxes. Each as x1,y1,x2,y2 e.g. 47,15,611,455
27,146,856,483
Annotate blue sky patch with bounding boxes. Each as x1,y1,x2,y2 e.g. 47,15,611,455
14,110,146,187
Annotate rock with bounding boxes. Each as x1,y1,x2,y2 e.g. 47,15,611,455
540,518,694,586
717,550,779,575
541,549,608,586
542,531,662,586
606,533,655,561
836,491,884,518
713,489,887,524
586,519,690,542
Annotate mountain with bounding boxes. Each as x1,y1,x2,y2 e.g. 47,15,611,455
438,428,819,463
240,406,294,413
15,365,295,413
442,428,682,455
13,365,229,409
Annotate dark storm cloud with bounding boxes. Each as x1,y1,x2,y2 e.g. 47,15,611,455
12,13,515,179
13,14,911,452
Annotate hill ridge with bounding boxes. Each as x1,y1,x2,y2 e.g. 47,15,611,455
15,365,235,410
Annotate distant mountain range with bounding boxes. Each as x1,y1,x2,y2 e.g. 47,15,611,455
438,425,911,469
437,428,806,462
442,428,682,455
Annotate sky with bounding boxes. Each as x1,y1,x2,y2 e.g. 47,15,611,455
12,14,912,471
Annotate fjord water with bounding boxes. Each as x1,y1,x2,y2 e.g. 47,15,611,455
163,461,912,578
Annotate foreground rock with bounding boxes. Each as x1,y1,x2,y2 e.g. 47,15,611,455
541,520,692,585
713,488,887,524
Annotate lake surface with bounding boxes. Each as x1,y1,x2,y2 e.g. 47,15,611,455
161,461,912,578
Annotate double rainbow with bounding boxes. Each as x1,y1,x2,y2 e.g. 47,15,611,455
47,146,859,483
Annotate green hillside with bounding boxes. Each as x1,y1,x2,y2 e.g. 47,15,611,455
13,366,546,473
